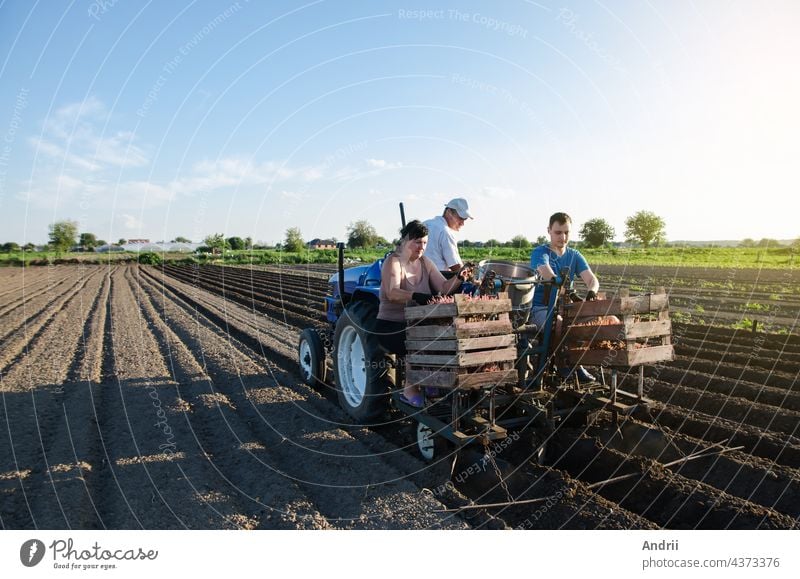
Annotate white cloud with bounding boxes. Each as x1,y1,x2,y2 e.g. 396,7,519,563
279,190,307,201
20,100,407,218
476,186,517,200
32,96,148,171
366,158,402,170
122,214,143,230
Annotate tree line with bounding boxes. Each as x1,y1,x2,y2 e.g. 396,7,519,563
281,211,669,251
5,214,797,255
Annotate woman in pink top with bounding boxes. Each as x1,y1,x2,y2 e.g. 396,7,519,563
377,220,472,407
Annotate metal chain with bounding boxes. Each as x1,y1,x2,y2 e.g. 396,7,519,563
482,442,513,503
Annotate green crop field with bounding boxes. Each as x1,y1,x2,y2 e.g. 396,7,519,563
1,245,797,269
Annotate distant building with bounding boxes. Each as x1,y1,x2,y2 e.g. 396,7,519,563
308,238,336,250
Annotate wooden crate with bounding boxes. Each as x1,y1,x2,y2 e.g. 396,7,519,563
404,294,517,390
560,288,674,367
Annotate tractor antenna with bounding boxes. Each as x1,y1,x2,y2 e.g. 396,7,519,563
399,202,406,228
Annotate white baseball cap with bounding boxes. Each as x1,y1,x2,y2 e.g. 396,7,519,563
445,198,473,219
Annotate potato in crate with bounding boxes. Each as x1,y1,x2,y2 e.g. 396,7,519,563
403,293,517,390
560,288,674,367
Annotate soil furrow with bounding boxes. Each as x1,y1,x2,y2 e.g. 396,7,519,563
669,357,798,391
0,268,87,342
643,380,800,438
144,267,657,530
676,337,800,365
130,266,329,529
634,367,800,412
550,432,796,529
0,267,105,389
161,265,322,328
643,402,800,469
136,267,470,529
0,268,107,528
0,272,74,317
0,268,101,374
89,266,262,528
675,343,800,375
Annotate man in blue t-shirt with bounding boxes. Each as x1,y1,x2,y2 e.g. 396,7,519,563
529,212,601,383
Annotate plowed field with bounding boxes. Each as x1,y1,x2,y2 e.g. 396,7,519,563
1,264,798,529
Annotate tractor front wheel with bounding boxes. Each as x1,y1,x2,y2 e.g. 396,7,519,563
298,328,327,387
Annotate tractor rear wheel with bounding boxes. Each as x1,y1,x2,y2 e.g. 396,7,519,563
332,300,393,423
298,328,327,387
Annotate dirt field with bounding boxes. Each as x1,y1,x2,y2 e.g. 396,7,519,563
1,264,798,529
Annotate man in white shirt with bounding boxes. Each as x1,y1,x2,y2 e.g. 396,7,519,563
423,198,473,272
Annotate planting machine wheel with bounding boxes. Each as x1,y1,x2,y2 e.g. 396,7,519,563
530,433,549,466
298,328,327,387
416,422,450,463
332,300,393,423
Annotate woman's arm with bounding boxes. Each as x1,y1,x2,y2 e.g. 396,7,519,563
426,258,466,295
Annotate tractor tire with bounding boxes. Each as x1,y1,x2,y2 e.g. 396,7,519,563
298,328,327,387
332,300,393,423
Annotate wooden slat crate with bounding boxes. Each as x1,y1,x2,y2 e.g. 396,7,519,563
404,294,517,390
561,288,674,367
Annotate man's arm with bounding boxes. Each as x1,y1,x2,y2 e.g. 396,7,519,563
531,246,556,279
579,268,599,294
537,263,557,279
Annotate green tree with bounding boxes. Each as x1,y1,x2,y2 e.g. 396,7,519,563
579,218,616,248
1,242,20,253
284,227,304,253
624,211,666,248
508,234,531,249
757,238,778,248
346,220,379,249
48,220,78,254
79,232,98,249
535,235,547,246
138,252,163,265
23,243,36,252
485,239,501,247
204,233,229,255
245,236,253,250
739,238,756,248
173,236,192,243
227,236,245,250
117,238,127,246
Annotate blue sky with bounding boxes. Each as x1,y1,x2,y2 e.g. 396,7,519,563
1,0,798,245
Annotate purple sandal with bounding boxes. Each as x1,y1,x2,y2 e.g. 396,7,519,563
399,391,424,408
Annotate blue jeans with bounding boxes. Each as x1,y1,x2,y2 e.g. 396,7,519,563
530,305,551,329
